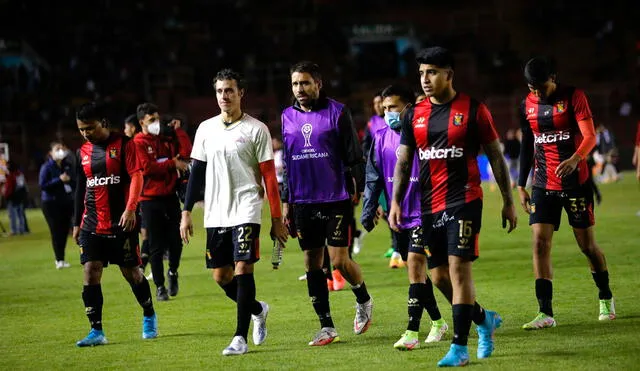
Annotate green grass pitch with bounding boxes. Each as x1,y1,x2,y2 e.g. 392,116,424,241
1,173,639,370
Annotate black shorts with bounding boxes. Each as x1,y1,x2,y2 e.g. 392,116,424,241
422,199,483,269
293,200,353,250
79,229,141,268
205,224,261,268
393,226,427,261
529,185,595,230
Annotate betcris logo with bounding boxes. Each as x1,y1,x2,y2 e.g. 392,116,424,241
86,175,121,188
418,146,464,160
534,131,570,144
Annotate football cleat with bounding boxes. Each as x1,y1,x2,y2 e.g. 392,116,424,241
394,330,420,350
522,312,556,330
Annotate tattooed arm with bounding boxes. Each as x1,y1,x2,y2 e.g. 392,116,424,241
484,140,514,206
477,102,517,233
389,107,416,232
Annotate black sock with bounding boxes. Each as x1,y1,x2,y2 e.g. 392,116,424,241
472,302,486,325
82,284,103,331
592,271,612,300
323,248,332,280
307,269,334,328
536,278,553,317
221,276,263,315
234,274,256,340
407,283,424,332
452,304,473,346
221,276,238,301
131,278,155,317
421,279,442,321
351,281,371,304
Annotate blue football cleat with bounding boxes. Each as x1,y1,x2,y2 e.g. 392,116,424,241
476,309,502,359
437,344,470,367
76,329,108,347
142,313,158,339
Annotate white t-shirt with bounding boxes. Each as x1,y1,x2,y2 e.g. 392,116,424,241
191,113,273,228
273,149,284,184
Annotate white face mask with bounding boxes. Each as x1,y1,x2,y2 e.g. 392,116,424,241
147,120,160,135
52,149,67,161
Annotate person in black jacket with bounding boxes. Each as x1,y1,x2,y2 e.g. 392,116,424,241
39,141,74,269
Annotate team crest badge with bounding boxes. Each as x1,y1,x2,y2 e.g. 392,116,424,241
147,146,154,154
453,113,464,126
556,102,565,113
109,148,118,159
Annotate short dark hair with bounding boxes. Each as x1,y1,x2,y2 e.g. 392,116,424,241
415,46,455,69
290,61,322,81
524,56,556,86
213,68,246,90
136,102,159,121
380,84,414,106
124,114,141,132
76,102,106,123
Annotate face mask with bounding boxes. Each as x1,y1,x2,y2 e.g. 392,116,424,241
384,111,401,129
147,120,160,135
52,149,66,161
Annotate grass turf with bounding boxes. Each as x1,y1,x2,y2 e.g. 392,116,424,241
1,172,639,370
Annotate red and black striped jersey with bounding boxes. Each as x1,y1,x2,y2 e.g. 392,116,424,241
75,132,140,235
400,93,499,215
520,85,592,191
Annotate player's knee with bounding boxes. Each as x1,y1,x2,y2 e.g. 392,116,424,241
330,254,350,272
533,237,552,256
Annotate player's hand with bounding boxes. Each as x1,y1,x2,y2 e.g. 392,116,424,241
270,217,288,245
72,226,80,245
388,201,402,232
59,172,71,183
502,202,517,233
180,211,194,244
555,155,580,178
174,156,189,172
517,186,532,214
351,192,362,206
118,209,136,232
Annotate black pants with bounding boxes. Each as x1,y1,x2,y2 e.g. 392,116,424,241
141,195,183,288
42,200,73,261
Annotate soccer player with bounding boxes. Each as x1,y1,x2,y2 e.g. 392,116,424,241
134,103,191,300
73,102,157,347
281,61,373,346
390,47,517,367
123,114,151,273
179,68,287,356
517,57,615,330
361,84,448,350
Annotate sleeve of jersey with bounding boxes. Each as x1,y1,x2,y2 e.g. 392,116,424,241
259,160,282,218
73,150,87,227
572,89,593,122
399,108,416,147
125,140,142,211
134,137,176,175
361,140,383,232
183,159,206,212
575,118,597,160
476,103,499,144
518,103,535,188
338,107,365,192
635,122,640,147
175,127,193,159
